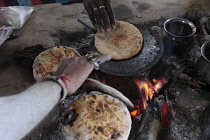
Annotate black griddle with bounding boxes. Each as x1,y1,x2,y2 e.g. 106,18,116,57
89,25,164,76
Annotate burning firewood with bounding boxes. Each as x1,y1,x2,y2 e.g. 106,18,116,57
134,94,165,140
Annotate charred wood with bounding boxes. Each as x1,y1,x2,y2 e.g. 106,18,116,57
134,94,165,140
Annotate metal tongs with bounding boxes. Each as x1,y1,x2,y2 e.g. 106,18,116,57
77,19,97,33
77,19,113,38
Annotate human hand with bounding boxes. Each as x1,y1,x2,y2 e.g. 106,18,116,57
54,53,111,95
83,0,116,32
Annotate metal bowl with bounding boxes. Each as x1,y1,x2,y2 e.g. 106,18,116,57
195,41,210,85
163,18,196,55
201,41,210,62
164,18,196,37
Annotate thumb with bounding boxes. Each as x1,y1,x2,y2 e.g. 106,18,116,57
98,54,112,63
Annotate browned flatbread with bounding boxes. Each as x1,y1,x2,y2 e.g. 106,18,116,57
95,21,143,60
63,91,132,140
32,46,80,82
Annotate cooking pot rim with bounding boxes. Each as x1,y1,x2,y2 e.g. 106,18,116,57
201,41,210,62
164,18,196,38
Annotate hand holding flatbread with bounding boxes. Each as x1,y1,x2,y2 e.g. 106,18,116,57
95,21,143,60
33,46,81,82
33,46,111,94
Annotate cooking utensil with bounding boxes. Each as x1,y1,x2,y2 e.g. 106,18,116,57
164,18,196,55
194,41,210,85
77,19,97,33
89,25,164,76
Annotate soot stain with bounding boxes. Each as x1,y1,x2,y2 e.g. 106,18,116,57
111,130,120,139
132,1,139,5
113,5,133,20
165,2,179,6
136,2,151,12
97,127,104,133
96,109,101,113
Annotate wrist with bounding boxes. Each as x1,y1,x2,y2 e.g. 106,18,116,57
43,76,68,101
59,76,74,94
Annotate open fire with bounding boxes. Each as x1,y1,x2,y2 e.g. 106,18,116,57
130,78,167,117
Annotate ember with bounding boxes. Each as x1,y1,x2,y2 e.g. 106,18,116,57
130,109,142,117
130,77,167,117
161,101,171,128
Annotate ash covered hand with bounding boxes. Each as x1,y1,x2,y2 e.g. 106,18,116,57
83,0,116,32
54,53,111,95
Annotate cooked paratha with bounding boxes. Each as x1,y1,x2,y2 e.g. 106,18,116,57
95,21,143,60
33,46,80,82
63,91,132,140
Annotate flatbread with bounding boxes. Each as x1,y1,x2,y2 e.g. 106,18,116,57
63,91,132,140
32,46,80,82
95,21,143,60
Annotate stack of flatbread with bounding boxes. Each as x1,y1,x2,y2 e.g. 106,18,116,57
63,91,132,140
95,21,143,60
32,46,80,82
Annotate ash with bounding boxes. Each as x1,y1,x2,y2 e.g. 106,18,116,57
63,28,95,55
163,112,201,140
139,6,210,140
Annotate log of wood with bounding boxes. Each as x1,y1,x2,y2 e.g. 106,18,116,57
134,95,165,140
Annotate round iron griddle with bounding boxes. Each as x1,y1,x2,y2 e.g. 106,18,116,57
89,25,164,76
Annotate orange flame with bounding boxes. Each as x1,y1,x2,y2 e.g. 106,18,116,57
130,109,142,117
131,78,167,117
130,110,138,116
152,79,167,93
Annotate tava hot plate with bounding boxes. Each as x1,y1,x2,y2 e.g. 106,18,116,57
89,25,164,76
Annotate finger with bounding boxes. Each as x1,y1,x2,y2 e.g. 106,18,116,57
78,55,92,66
104,0,116,29
88,52,112,62
89,2,104,31
93,1,111,31
54,58,75,75
84,3,97,27
96,54,112,63
98,7,111,31
86,52,111,66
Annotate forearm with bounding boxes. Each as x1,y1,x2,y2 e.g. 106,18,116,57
0,81,62,140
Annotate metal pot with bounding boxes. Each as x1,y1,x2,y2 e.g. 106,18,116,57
195,41,210,85
164,18,196,55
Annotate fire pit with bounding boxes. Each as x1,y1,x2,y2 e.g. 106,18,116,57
78,12,210,140
11,4,210,140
